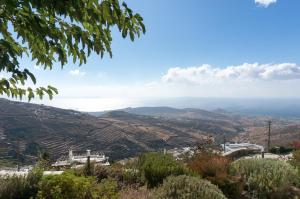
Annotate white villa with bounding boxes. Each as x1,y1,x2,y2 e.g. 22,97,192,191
52,149,110,167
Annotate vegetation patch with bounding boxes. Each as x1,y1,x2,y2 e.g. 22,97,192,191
231,158,299,198
138,152,186,188
156,175,228,199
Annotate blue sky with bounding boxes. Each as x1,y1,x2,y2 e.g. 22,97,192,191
5,0,300,111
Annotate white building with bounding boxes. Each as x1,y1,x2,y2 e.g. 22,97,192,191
222,142,264,156
52,149,110,167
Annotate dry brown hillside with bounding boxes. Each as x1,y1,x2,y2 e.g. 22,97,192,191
1,98,299,166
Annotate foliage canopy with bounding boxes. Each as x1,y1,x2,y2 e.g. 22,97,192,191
0,0,145,100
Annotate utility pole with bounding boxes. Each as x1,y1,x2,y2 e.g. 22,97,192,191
223,135,226,153
16,139,20,172
267,121,272,153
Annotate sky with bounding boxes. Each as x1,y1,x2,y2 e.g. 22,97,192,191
4,0,300,111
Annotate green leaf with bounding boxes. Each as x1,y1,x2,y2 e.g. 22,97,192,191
0,0,145,100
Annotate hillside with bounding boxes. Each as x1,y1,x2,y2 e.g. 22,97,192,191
0,99,240,166
1,99,300,166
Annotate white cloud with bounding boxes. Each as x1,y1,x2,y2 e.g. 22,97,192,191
255,0,277,7
162,63,300,83
69,69,86,77
25,62,300,111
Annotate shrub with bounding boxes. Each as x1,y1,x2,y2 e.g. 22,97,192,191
97,178,119,199
123,168,141,187
188,152,231,178
292,141,300,150
231,159,299,198
270,146,294,154
119,187,154,199
138,152,186,188
76,163,142,187
0,175,26,199
290,149,300,169
94,165,109,182
122,158,142,187
24,168,44,198
0,168,43,199
37,172,98,199
156,175,228,199
187,152,243,198
289,149,300,184
108,163,125,182
72,162,96,177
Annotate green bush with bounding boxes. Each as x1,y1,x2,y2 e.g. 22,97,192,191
123,169,141,186
108,163,125,182
75,163,142,187
156,175,228,199
37,172,98,199
94,165,109,182
0,168,43,199
288,150,300,189
138,152,186,188
270,146,294,154
0,175,26,199
231,159,299,197
73,160,95,177
97,178,119,199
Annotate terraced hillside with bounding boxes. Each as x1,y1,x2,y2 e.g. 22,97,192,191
233,122,300,146
0,99,242,166
93,107,300,148
1,98,299,166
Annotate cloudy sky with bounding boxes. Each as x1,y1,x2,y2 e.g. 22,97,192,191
7,0,300,111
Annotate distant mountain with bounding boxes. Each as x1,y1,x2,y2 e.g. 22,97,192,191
89,106,233,121
100,97,300,118
121,107,231,120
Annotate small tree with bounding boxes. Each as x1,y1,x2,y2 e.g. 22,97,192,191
84,156,92,176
